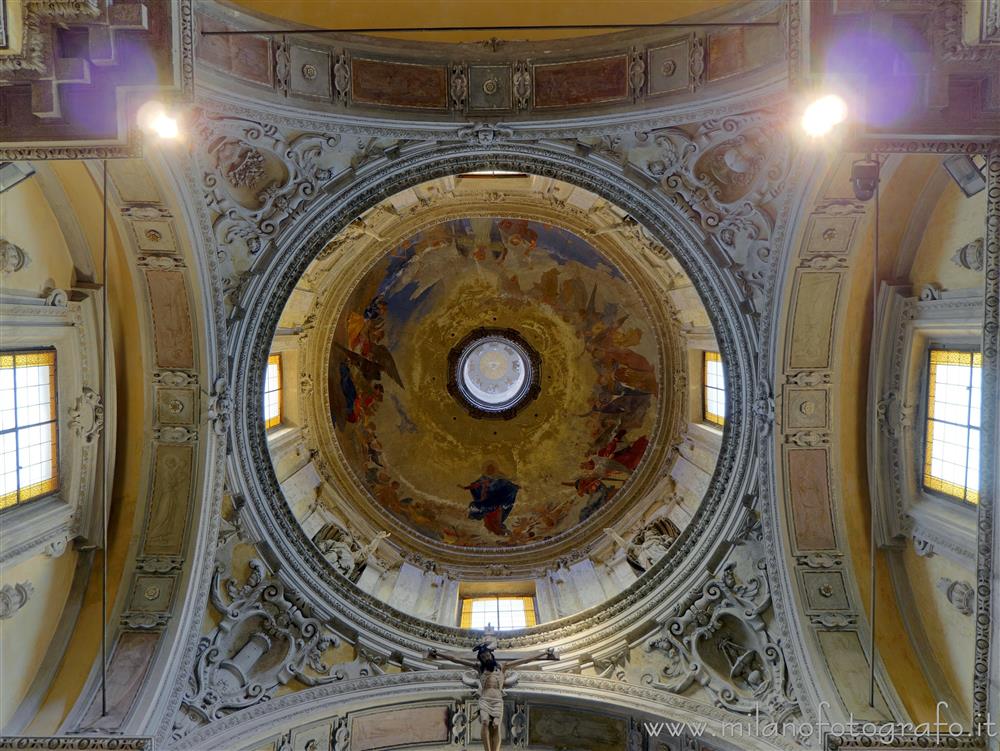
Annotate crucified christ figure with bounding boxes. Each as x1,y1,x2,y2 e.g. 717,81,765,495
427,639,559,751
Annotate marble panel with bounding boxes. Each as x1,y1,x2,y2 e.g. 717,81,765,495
131,220,177,252
77,631,159,731
784,387,829,430
197,15,274,86
707,28,745,81
156,386,198,426
786,447,837,551
129,574,176,612
142,444,194,557
787,272,841,370
817,630,892,721
468,64,513,112
533,55,629,108
801,215,859,257
289,45,333,100
108,160,161,204
351,705,449,750
529,705,627,750
647,38,690,95
351,58,448,110
145,269,195,370
802,570,851,611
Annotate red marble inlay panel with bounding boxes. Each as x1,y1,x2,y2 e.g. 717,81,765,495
351,58,448,110
196,15,274,86
707,27,746,81
533,55,630,109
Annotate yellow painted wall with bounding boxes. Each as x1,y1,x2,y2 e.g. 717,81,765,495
0,169,83,728
16,162,147,733
835,155,940,721
0,176,76,295
909,180,986,291
0,549,79,726
227,0,739,41
901,547,975,717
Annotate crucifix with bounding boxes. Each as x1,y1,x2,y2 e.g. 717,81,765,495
427,632,559,751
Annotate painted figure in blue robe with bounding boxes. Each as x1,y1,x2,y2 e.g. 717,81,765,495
462,463,519,536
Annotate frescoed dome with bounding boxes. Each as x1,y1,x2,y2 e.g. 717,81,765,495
326,217,665,548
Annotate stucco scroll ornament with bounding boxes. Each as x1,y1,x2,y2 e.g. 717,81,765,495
69,386,105,445
0,581,34,619
0,239,29,274
952,237,985,272
455,123,515,146
196,112,340,257
645,562,798,724
207,377,233,437
171,559,343,739
752,379,775,436
937,578,974,616
635,112,792,314
876,390,912,439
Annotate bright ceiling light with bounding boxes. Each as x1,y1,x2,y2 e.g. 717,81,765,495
150,112,179,139
800,94,848,138
137,100,182,141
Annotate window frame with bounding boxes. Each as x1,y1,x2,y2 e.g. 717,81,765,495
866,283,982,568
702,350,726,427
0,291,109,565
459,595,538,631
920,347,981,506
1,347,60,509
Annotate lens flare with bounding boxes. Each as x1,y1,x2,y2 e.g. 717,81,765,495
800,94,848,137
137,100,181,140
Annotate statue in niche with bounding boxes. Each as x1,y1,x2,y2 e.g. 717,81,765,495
604,523,674,570
312,524,389,580
427,636,559,751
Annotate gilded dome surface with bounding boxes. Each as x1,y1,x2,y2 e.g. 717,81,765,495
327,217,665,548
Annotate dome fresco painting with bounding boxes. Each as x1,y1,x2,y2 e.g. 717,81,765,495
327,217,664,547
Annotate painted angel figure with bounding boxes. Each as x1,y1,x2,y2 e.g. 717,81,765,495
427,639,559,751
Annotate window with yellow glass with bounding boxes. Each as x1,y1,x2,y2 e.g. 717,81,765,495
1,349,59,510
460,596,537,631
703,351,725,426
923,349,981,504
263,353,283,429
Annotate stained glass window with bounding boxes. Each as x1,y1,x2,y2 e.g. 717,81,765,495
263,353,282,429
923,349,981,504
704,351,726,426
460,596,537,630
1,350,59,510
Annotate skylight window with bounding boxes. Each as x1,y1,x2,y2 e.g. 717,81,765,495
703,351,726,426
923,349,981,504
460,596,537,631
1,349,59,509
263,353,283,429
